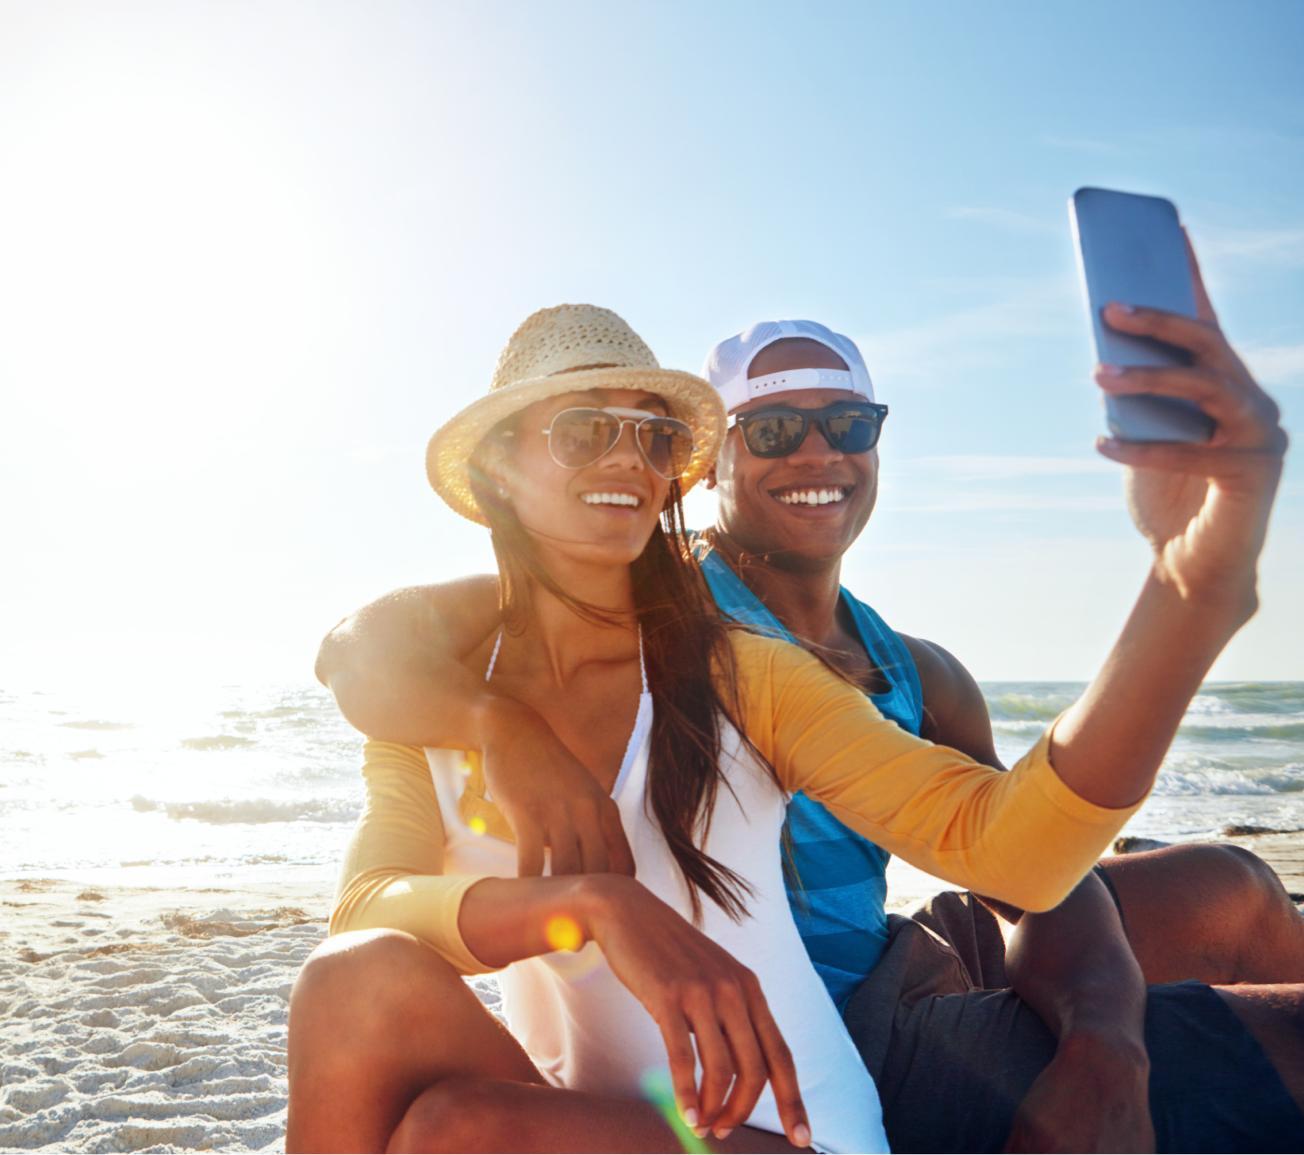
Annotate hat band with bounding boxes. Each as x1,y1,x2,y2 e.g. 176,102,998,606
718,368,862,414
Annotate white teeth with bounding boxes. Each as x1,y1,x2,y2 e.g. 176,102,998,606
776,487,846,506
582,492,641,507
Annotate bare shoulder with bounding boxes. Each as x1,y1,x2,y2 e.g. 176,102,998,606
316,576,502,684
896,633,1003,767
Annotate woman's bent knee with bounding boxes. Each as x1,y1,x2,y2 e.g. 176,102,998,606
290,930,464,1069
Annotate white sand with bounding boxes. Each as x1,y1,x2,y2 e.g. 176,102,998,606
4,830,1299,1152
0,876,499,1153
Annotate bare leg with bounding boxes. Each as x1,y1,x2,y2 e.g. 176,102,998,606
393,1078,805,1153
1099,844,1304,984
286,929,544,1152
1214,984,1304,1117
287,929,804,1154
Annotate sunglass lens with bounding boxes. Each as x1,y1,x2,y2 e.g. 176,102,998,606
638,417,694,479
825,410,881,454
743,414,807,457
549,409,619,468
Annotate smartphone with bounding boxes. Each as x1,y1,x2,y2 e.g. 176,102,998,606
1069,187,1215,442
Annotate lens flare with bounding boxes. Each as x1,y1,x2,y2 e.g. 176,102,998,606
639,1069,710,1154
544,914,583,952
467,816,487,836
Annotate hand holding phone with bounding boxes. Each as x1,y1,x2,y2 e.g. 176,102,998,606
1070,187,1215,442
1070,196,1285,627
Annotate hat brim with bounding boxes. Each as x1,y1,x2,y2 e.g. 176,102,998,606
427,366,727,526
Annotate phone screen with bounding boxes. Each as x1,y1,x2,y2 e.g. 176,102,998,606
1070,187,1214,442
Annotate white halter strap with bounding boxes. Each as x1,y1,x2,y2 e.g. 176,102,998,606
485,626,646,689
486,630,504,681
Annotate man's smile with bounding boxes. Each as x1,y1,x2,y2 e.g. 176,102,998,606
771,484,853,507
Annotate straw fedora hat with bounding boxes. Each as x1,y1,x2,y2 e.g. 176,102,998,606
427,303,726,525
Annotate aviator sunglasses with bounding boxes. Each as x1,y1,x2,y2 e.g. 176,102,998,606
732,400,889,458
539,407,696,480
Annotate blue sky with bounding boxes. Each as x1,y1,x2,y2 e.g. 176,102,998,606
1,0,1300,685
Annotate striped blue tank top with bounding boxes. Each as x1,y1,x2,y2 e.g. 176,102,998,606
698,548,924,1011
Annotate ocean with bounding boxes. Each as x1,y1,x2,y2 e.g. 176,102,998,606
2,679,1302,887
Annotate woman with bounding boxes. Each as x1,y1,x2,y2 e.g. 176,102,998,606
287,303,1284,1153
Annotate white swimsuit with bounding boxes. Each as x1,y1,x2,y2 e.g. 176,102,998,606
424,632,887,1154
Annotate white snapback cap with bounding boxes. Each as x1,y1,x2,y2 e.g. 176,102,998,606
702,319,874,414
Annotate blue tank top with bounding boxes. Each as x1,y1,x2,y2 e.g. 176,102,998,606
698,547,924,1011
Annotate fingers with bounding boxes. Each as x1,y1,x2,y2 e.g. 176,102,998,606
514,822,546,878
547,796,633,877
748,986,810,1149
1097,436,1286,480
656,1012,704,1139
686,1002,737,1137
600,802,637,877
709,976,810,1147
547,829,583,878
576,825,611,876
1094,365,1275,448
1100,301,1232,369
575,796,630,875
651,970,806,1146
701,982,764,1139
677,974,807,1146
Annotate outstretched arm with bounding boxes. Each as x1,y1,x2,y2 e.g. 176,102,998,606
1051,244,1284,808
763,256,1286,894
317,579,635,877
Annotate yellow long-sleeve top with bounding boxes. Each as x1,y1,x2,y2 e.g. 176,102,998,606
333,630,1141,974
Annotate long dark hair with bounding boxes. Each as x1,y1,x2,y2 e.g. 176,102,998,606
470,412,760,923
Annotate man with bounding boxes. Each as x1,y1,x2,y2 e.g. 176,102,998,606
316,316,1304,1149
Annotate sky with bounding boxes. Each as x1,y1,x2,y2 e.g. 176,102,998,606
1,0,1301,687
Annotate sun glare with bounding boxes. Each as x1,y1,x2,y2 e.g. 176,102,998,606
0,57,339,487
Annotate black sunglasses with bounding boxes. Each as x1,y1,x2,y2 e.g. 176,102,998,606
731,401,889,458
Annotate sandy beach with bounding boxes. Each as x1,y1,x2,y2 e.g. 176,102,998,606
2,831,1301,1152
0,873,502,1153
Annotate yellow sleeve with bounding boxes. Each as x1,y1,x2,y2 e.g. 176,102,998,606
330,739,496,975
727,632,1142,912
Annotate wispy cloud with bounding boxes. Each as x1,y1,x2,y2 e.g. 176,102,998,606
883,493,1118,514
853,277,1081,384
946,207,1059,235
900,455,1115,480
879,454,1117,513
1194,225,1304,268
1243,342,1304,388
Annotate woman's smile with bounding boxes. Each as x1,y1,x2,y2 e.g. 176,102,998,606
579,487,646,509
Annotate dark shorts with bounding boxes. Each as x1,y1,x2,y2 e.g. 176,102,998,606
843,900,1304,1153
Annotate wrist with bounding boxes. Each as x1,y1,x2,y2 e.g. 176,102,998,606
1146,560,1258,627
472,693,545,751
568,872,639,944
1055,1017,1149,1076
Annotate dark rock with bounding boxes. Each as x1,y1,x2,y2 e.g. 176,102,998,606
1112,836,1171,855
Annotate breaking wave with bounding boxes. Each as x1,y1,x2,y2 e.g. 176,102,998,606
129,795,358,825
